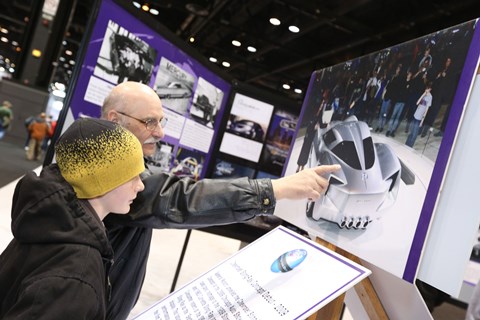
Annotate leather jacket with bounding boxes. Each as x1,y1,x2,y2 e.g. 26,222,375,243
104,167,276,320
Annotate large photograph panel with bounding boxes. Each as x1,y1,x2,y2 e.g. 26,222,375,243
276,19,480,281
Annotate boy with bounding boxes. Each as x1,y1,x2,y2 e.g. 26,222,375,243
0,118,145,319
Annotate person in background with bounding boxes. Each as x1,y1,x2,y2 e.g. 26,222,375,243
23,114,35,150
41,115,57,152
405,82,433,148
99,81,341,320
0,100,13,140
0,118,145,319
26,112,49,161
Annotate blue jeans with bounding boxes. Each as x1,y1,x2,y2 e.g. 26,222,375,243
377,99,391,129
387,102,405,133
406,119,421,147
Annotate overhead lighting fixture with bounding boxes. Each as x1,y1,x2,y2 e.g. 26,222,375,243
232,40,241,47
32,49,42,58
65,50,73,56
11,40,18,46
141,4,149,11
150,8,159,15
294,88,302,94
222,61,230,68
282,83,290,90
247,46,257,53
132,1,141,9
209,57,217,63
189,37,195,43
269,18,281,26
289,25,300,33
0,37,8,43
0,28,8,34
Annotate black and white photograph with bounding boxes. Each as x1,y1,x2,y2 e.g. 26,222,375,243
189,77,224,128
154,57,195,115
94,20,157,84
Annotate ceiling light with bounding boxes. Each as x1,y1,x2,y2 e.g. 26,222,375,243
269,18,281,26
65,50,72,56
141,4,149,11
1,37,8,43
11,41,18,46
209,57,217,63
222,61,230,68
189,37,195,43
282,83,290,90
0,28,8,34
32,49,42,58
247,46,256,53
232,40,241,47
132,1,141,9
294,88,302,94
150,8,159,15
289,25,300,33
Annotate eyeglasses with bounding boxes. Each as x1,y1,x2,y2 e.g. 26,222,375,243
117,111,168,131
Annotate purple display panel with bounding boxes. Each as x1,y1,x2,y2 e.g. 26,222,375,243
66,0,231,179
276,19,480,281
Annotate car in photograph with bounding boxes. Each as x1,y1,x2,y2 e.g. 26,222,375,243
171,156,200,180
227,119,264,142
305,116,406,229
193,94,215,122
215,161,235,177
156,81,192,99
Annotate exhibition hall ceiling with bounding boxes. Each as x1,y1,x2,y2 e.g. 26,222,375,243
1,0,480,101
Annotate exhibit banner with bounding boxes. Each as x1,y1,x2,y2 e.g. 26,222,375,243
275,19,480,282
133,226,370,320
60,0,231,179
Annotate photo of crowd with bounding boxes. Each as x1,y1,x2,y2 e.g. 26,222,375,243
297,19,476,161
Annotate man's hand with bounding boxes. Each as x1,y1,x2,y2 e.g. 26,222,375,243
271,165,341,200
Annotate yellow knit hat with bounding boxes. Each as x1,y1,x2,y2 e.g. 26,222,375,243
55,118,144,199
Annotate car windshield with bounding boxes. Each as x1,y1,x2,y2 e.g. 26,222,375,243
324,130,375,170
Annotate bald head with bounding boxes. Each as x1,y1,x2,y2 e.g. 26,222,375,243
101,81,166,157
101,81,162,118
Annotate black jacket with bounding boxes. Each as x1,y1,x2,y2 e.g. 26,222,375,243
104,166,276,319
0,165,113,319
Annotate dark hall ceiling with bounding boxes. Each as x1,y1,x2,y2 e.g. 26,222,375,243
2,0,480,102
117,0,480,101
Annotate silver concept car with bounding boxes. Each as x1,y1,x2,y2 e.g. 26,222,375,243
305,116,410,229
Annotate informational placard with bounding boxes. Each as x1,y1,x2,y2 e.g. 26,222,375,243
219,93,274,163
63,0,231,179
133,226,370,320
276,19,480,283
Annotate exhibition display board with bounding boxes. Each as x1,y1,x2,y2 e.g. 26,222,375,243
275,19,480,284
419,65,480,297
57,0,231,179
133,226,370,320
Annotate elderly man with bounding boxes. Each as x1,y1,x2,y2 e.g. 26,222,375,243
101,81,339,320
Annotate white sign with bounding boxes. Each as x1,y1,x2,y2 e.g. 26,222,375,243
133,226,370,320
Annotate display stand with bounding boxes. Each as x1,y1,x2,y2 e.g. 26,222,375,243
307,237,389,320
